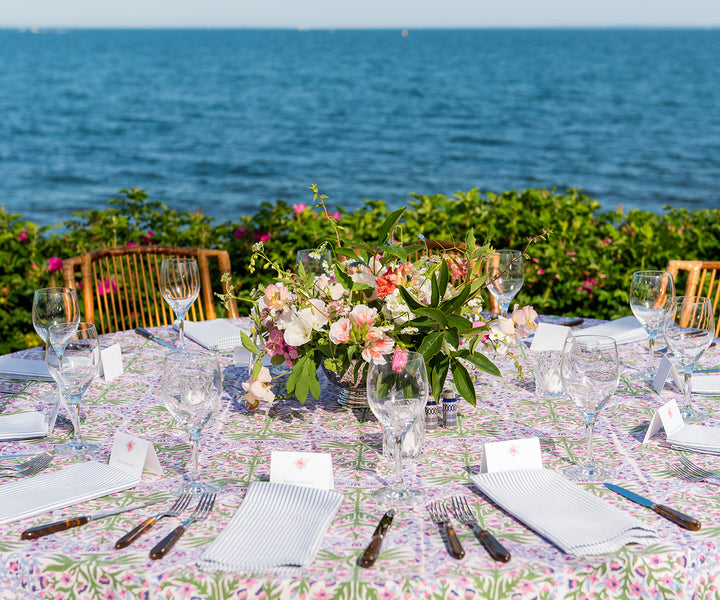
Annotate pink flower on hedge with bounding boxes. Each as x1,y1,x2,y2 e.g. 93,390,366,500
98,279,118,296
18,232,28,242
254,232,271,243
293,203,307,215
330,211,341,221
48,257,63,272
127,242,138,247
141,230,155,244
234,226,249,239
577,278,596,293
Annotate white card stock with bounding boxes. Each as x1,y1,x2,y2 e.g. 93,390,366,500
100,343,124,381
481,437,543,473
109,431,163,479
530,323,572,353
643,399,685,442
653,356,684,394
270,451,334,490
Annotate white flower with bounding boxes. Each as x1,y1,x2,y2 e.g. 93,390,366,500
382,288,412,324
283,300,328,346
242,365,275,407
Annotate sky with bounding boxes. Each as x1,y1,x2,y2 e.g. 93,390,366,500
2,0,720,29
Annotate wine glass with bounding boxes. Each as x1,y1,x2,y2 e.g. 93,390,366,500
162,349,222,494
630,270,675,378
663,296,715,422
45,322,101,456
366,350,429,503
484,250,524,317
560,334,620,482
32,287,80,346
296,248,333,277
160,258,201,349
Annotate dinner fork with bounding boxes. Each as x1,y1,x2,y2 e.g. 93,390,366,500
115,491,193,549
449,496,511,562
150,491,216,559
675,456,720,483
427,500,465,560
0,452,53,478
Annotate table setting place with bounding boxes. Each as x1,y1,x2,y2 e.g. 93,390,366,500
2,254,720,598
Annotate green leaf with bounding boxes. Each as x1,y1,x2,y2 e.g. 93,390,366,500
457,350,502,377
443,328,460,350
438,259,450,298
430,272,439,307
376,208,406,245
445,313,473,332
241,331,260,355
439,284,472,315
286,354,320,403
412,307,448,327
429,354,450,402
397,286,425,311
419,331,444,359
333,262,354,290
451,359,476,406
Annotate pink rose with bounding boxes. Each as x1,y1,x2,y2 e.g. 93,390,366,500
293,203,307,215
391,348,408,372
18,232,28,242
362,327,394,364
48,257,63,272
141,230,155,244
254,232,271,243
330,211,341,221
329,318,351,344
349,304,377,328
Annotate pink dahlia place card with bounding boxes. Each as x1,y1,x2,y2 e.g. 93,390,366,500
109,431,163,479
643,398,684,443
269,450,334,490
100,343,124,382
481,437,543,473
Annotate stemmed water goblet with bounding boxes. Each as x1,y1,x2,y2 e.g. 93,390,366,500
45,322,101,456
560,334,620,482
484,250,524,317
162,349,222,495
366,350,429,503
663,296,715,422
32,287,80,347
296,248,333,277
629,270,675,378
160,258,201,349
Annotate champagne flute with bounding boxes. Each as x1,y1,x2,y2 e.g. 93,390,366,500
366,350,429,503
46,322,101,456
484,250,524,317
561,334,620,482
162,350,222,494
32,287,80,346
663,296,715,422
629,270,675,378
160,258,201,349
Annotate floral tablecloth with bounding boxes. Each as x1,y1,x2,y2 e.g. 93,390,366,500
1,318,719,600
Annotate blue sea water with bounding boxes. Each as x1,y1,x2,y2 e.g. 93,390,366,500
0,28,719,227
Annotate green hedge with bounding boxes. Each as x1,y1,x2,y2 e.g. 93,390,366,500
2,186,718,355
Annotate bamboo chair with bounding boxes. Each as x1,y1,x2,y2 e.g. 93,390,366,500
62,245,239,334
404,240,500,314
666,260,720,336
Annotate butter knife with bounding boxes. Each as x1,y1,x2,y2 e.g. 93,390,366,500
604,483,701,531
134,327,176,350
358,509,394,568
21,499,164,540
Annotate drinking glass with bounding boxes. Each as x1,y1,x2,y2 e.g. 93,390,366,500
32,287,80,346
45,322,101,456
484,250,524,317
560,334,620,482
663,296,715,422
366,350,429,503
296,248,332,277
162,350,222,494
160,258,201,349
629,270,675,377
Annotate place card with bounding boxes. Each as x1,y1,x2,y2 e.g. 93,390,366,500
100,343,124,381
109,431,163,479
481,437,543,473
529,323,572,352
652,355,684,394
269,450,334,490
643,398,685,443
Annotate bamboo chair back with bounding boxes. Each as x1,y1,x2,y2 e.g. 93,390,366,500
62,245,239,334
666,260,720,336
404,240,500,314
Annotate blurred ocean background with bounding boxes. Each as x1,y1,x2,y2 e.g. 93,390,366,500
0,28,718,227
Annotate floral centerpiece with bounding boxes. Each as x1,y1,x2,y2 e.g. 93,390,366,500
225,186,545,409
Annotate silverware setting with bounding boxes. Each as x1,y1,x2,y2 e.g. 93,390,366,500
0,452,53,478
150,491,216,560
115,491,193,549
427,500,465,560
449,496,511,562
358,508,395,568
670,456,720,484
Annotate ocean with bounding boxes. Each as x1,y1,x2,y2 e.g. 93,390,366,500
1,28,719,227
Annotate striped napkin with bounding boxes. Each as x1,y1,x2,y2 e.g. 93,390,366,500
470,469,657,555
0,461,139,525
177,319,249,351
199,481,343,575
0,357,53,381
578,316,647,345
0,412,48,441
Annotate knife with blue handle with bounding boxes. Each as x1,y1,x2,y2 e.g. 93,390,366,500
134,327,176,350
604,483,701,531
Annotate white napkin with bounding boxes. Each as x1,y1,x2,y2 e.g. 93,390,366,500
0,461,139,525
667,424,720,454
470,469,657,555
199,481,343,575
0,412,48,440
0,357,53,382
692,374,720,395
578,316,648,345
176,319,249,351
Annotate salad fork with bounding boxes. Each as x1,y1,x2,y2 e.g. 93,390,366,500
115,491,193,549
450,496,511,562
0,452,53,478
673,456,720,483
427,500,465,560
150,491,216,559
